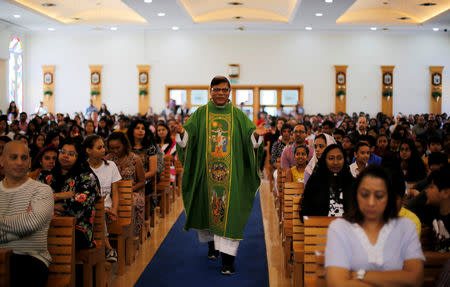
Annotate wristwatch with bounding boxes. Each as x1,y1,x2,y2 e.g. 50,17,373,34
357,269,366,280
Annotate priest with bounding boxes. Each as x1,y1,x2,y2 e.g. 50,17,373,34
175,76,268,275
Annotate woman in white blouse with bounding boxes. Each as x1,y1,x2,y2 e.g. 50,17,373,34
325,165,424,287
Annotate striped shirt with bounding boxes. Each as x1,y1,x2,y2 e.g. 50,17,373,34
0,178,54,266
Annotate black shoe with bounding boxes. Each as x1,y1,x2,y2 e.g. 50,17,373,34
208,241,219,259
221,265,235,275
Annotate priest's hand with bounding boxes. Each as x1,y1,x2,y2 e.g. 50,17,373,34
254,124,270,136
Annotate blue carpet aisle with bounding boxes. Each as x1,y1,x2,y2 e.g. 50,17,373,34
135,192,269,287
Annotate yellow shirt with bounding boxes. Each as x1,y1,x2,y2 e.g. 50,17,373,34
399,207,421,237
291,166,305,183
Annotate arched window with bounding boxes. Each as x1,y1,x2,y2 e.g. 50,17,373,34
9,36,23,112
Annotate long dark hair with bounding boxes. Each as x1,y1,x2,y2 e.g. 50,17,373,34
107,131,131,156
155,122,173,146
31,144,58,171
126,119,155,149
344,165,398,224
400,138,427,182
314,144,350,176
84,135,109,166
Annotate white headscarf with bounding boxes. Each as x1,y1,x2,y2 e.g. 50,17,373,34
305,133,336,176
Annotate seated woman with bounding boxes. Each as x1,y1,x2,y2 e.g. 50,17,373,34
28,144,58,180
29,133,46,161
301,144,353,219
38,139,101,250
399,139,427,185
304,133,336,185
106,132,145,240
325,165,425,287
286,145,309,183
374,134,391,158
155,122,176,157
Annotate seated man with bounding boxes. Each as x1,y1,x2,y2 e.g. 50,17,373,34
0,141,54,287
407,164,450,252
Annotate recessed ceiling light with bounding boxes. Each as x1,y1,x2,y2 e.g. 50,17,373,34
228,2,243,5
381,27,390,31
144,0,152,3
172,26,179,31
305,26,312,30
325,0,333,3
370,27,377,31
13,14,21,18
111,27,118,31
233,16,243,19
236,26,245,31
158,12,165,17
41,3,56,7
71,17,82,21
433,27,439,31
48,28,55,31
383,1,389,4
397,17,411,20
419,2,437,6
315,13,323,17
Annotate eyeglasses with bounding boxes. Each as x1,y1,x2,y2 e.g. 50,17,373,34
211,88,230,93
59,149,77,157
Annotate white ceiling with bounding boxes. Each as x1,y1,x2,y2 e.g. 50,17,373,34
0,0,448,33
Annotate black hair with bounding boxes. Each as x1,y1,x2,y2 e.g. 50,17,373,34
333,129,345,137
155,122,173,146
357,134,376,147
44,130,62,148
344,165,398,224
281,123,293,133
31,144,58,171
399,138,427,182
84,135,108,165
391,132,403,141
126,119,155,149
428,152,447,167
294,145,309,156
430,164,450,191
429,136,442,145
315,144,349,175
0,136,11,143
210,76,231,89
107,131,131,156
354,142,370,153
322,120,334,129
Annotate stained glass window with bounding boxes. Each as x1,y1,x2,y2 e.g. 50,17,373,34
9,37,23,112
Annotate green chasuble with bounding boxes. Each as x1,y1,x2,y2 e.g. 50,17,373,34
176,100,263,240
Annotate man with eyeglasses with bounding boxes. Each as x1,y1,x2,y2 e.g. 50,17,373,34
281,123,311,169
175,76,269,275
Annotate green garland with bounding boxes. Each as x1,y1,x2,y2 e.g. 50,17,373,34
139,89,148,96
432,91,442,99
91,90,100,96
43,90,53,96
382,90,393,98
336,89,346,97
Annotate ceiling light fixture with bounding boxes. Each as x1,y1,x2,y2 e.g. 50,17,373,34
172,26,179,31
419,2,437,6
41,3,56,7
48,28,55,31
158,12,166,16
228,2,243,5
315,13,323,17
397,17,411,20
111,27,118,31
381,27,389,31
433,27,439,31
370,27,377,31
305,26,312,30
13,14,21,18
71,17,82,21
325,0,333,3
236,26,245,31
233,16,243,19
144,0,152,3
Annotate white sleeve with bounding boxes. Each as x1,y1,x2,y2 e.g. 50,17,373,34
176,131,189,148
109,161,122,183
251,133,263,148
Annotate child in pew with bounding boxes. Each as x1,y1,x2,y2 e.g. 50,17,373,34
85,135,122,263
286,145,309,183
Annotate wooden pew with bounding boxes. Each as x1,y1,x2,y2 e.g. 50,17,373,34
46,217,76,287
174,159,183,198
313,252,326,287
0,249,12,287
424,251,450,287
76,197,105,287
292,195,305,287
282,181,304,278
303,216,337,287
107,181,133,275
156,156,171,218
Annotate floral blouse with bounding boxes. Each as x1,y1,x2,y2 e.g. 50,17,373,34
106,152,141,184
38,168,101,248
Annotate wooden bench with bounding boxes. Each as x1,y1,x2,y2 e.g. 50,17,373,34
107,180,133,275
424,251,450,287
304,216,337,287
0,249,12,287
313,252,326,287
292,195,304,287
156,156,171,218
76,197,105,287
46,217,76,287
282,181,304,278
174,159,183,198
